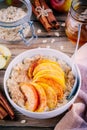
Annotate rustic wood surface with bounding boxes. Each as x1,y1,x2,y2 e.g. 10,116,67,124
0,8,77,130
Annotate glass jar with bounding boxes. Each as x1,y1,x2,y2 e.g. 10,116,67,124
0,0,37,45
65,0,87,45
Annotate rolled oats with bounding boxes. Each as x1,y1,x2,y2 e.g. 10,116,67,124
0,6,30,41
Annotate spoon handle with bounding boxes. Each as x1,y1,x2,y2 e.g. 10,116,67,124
72,24,82,71
67,24,82,100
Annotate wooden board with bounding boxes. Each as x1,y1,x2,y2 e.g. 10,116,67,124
0,6,76,129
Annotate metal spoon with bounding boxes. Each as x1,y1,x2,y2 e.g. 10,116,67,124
67,24,82,100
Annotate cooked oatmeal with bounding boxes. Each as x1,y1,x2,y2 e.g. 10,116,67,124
7,55,75,112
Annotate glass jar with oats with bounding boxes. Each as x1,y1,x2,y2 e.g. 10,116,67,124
0,0,37,45
65,0,87,45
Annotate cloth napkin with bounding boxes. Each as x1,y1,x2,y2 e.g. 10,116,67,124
54,64,87,130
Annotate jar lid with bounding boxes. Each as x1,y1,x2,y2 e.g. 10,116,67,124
70,0,87,23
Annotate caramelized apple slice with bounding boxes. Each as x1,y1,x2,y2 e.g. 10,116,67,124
33,62,64,77
28,58,40,79
31,82,47,112
34,69,64,81
28,57,61,79
33,71,66,90
28,58,49,79
20,83,39,111
35,77,64,100
46,78,64,100
37,82,57,110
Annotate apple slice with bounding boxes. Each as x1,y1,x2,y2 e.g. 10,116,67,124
33,61,64,76
35,77,64,100
33,71,66,90
28,58,49,79
20,83,39,111
34,69,64,81
46,78,64,100
0,44,11,69
37,82,57,110
28,58,40,79
28,57,61,79
31,82,47,112
0,55,7,69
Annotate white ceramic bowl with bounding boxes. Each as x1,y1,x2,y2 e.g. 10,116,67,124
4,48,81,119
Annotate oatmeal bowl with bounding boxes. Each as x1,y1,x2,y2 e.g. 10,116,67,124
4,48,81,119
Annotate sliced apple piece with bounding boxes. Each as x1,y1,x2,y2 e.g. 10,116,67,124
39,59,60,67
20,83,39,112
33,61,64,76
0,44,11,69
28,58,48,79
37,82,57,110
35,77,64,100
28,57,61,79
33,71,66,90
0,55,7,69
28,58,40,79
0,44,11,56
46,78,64,100
34,69,64,81
31,82,47,112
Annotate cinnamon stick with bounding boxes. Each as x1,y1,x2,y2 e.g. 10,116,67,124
0,105,8,119
0,92,15,119
39,0,59,29
32,0,52,31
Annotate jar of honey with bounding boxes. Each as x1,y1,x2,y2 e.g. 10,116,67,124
65,0,87,45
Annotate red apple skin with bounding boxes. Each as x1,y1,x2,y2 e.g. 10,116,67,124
6,0,22,7
50,0,71,12
12,0,22,6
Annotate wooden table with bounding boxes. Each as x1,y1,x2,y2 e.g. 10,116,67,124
0,10,76,130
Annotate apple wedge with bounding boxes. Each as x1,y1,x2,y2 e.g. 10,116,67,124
34,69,64,81
35,77,64,100
20,83,39,111
28,57,61,79
0,44,11,69
31,82,47,112
33,71,66,90
0,55,7,69
33,62,64,77
28,58,50,79
37,82,57,110
28,58,41,79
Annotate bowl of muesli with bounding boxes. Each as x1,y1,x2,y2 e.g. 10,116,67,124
0,0,37,45
4,48,81,119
